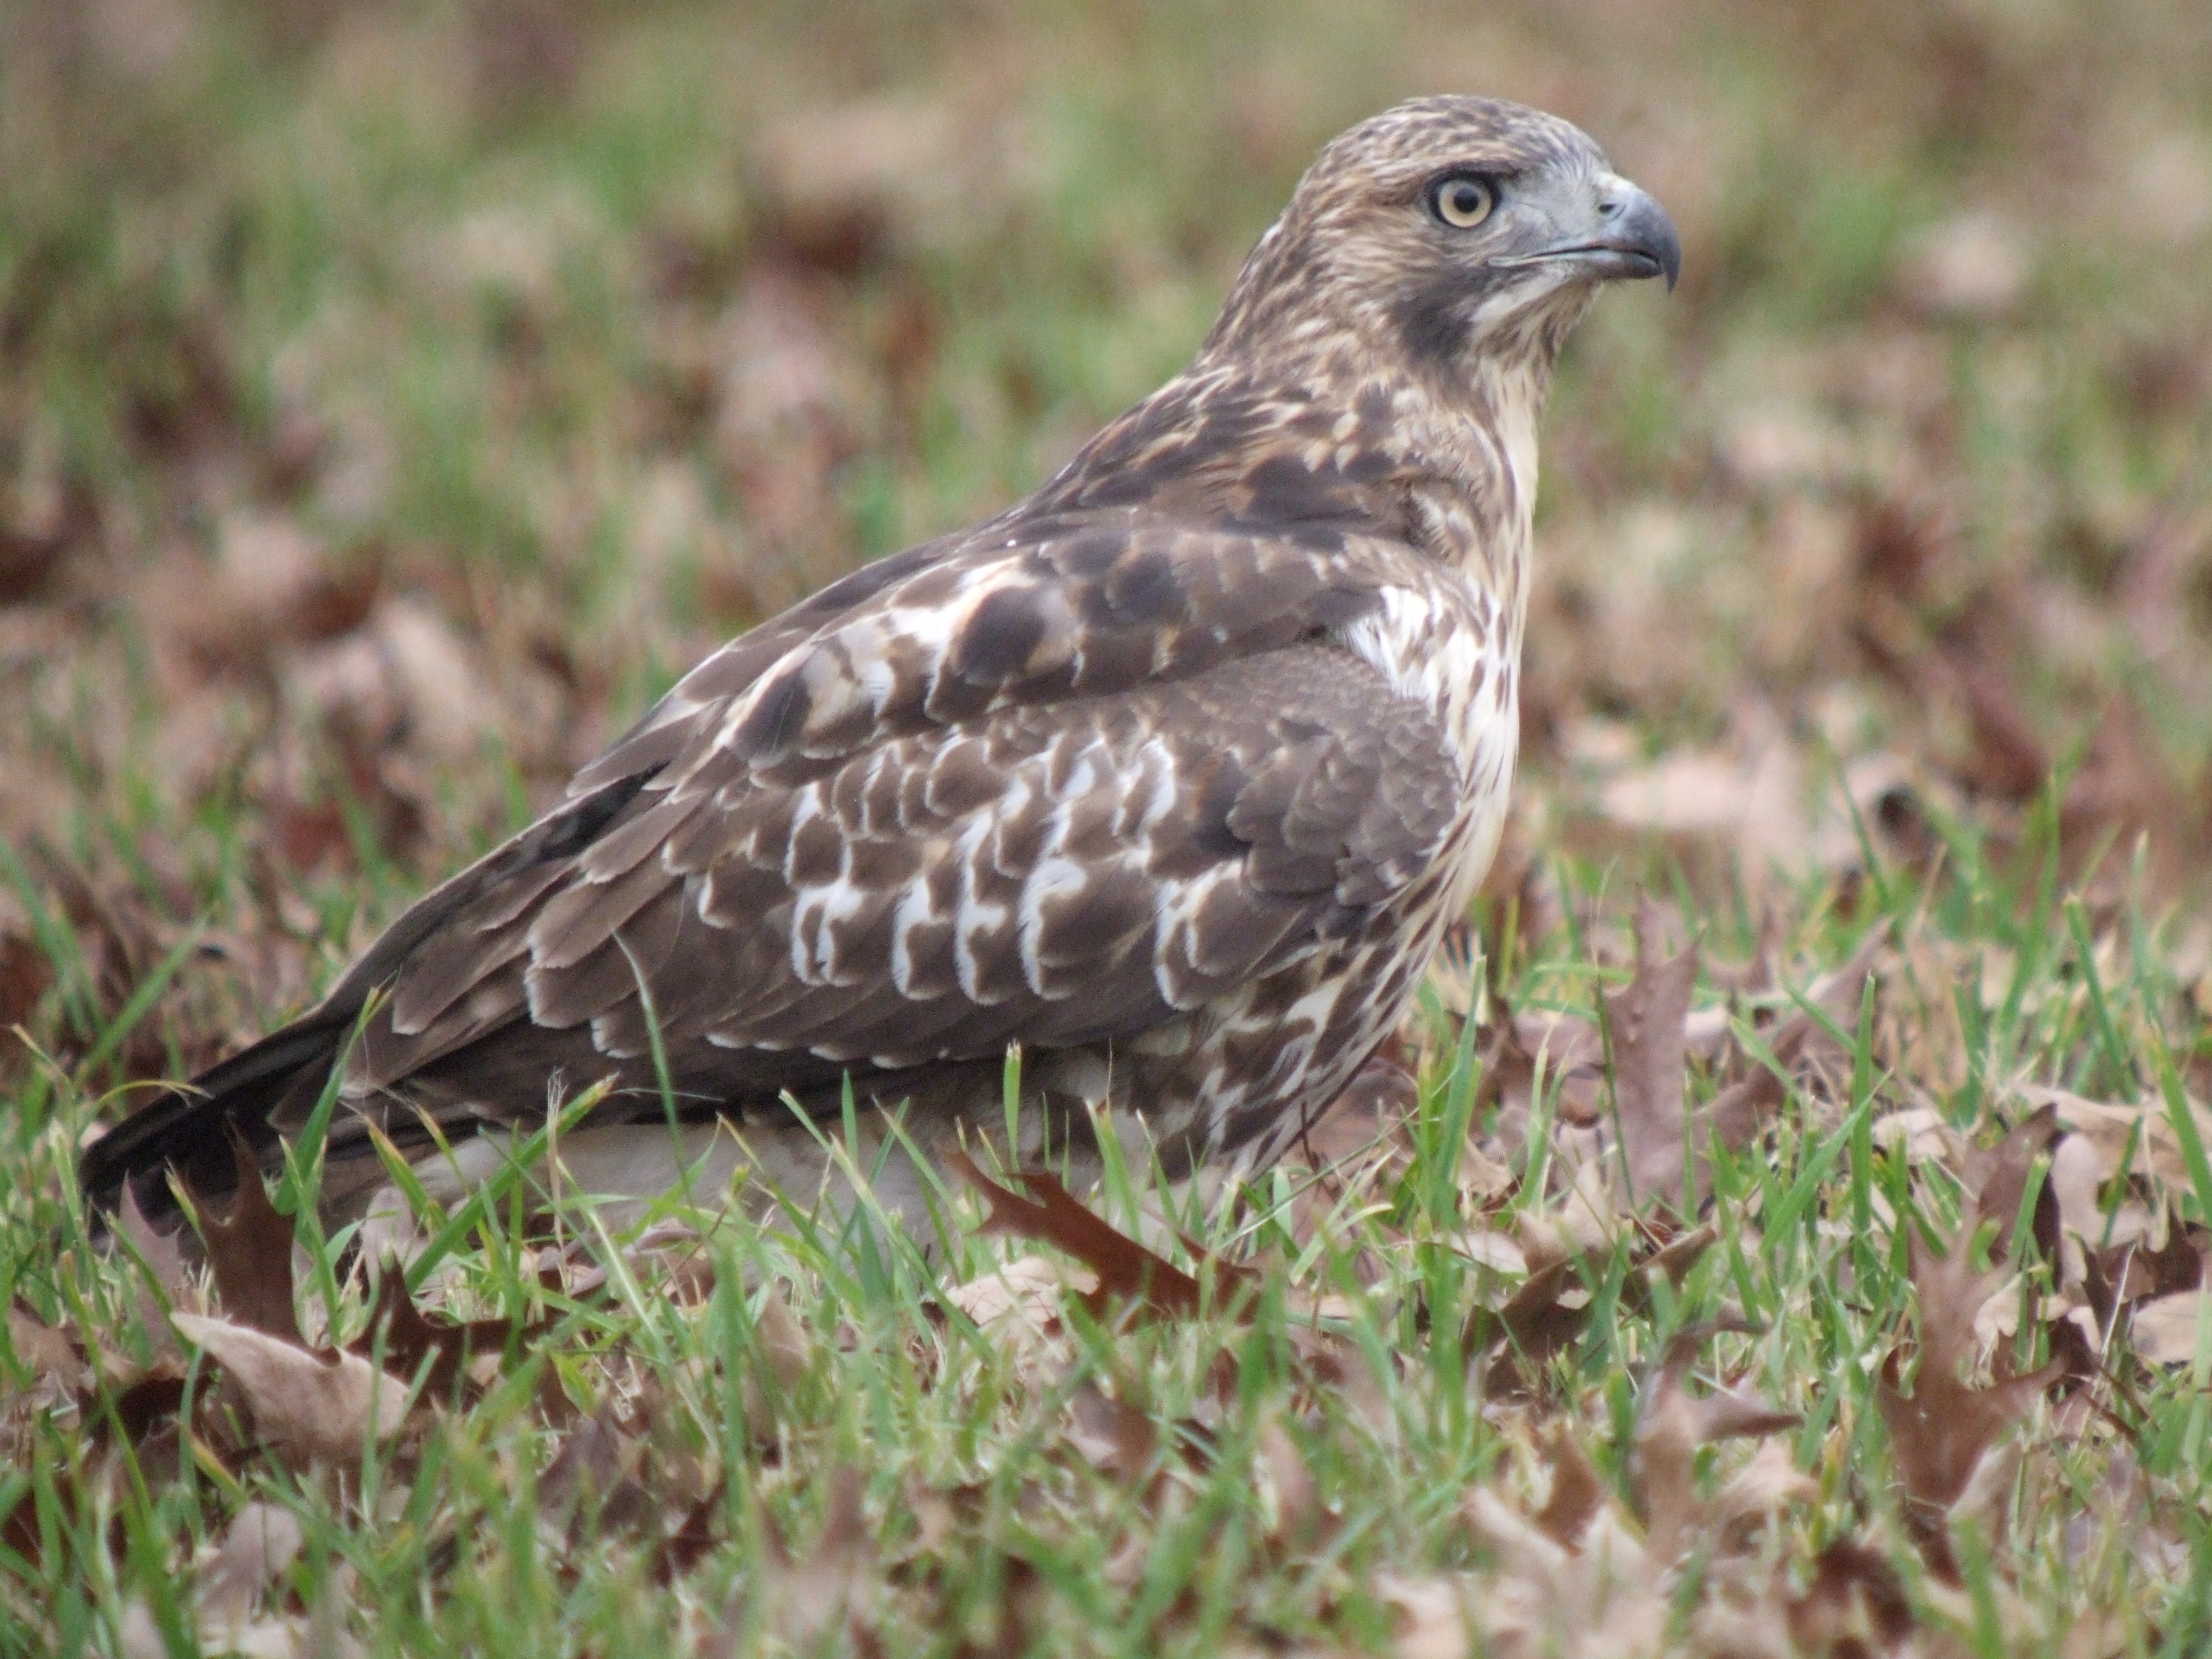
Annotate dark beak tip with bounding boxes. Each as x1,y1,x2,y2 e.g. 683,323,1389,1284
1629,191,1682,292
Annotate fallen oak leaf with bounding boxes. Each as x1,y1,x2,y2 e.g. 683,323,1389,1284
117,1180,190,1301
199,1500,304,1641
1064,1382,1159,1482
2127,1289,2211,1367
188,1138,300,1343
1256,1413,1329,1549
4,1300,82,1394
117,1181,190,1360
745,1466,875,1654
1374,1570,1476,1659
1878,1227,2064,1580
1483,1006,1608,1139
1710,1439,1819,1542
1529,1419,1606,1548
1459,1485,1665,1658
946,1151,1213,1319
650,1476,729,1585
172,1313,408,1469
1600,901,1700,1214
1465,1256,1584,1377
536,1397,653,1544
350,1267,537,1400
942,1253,1090,1359
1464,1225,1715,1384
1785,1539,1917,1655
2085,1223,2207,1330
623,1218,719,1306
1699,929,1884,1165
1960,1102,2062,1264
2022,1084,2212,1211
1633,1321,1801,1563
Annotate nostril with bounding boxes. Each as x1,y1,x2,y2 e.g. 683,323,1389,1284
1597,197,1623,218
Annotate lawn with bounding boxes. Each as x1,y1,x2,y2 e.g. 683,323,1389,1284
3,1,2211,1653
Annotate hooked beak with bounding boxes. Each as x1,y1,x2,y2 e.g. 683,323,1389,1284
1495,181,1682,291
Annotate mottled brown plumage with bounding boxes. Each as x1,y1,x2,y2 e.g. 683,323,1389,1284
82,96,1677,1232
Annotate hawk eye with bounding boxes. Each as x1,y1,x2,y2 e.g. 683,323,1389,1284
1428,173,1495,230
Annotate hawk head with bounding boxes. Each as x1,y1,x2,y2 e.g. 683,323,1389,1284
1206,95,1679,375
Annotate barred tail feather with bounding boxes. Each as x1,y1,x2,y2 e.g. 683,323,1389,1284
76,1015,349,1224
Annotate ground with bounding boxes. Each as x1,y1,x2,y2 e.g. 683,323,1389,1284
3,2,2211,1654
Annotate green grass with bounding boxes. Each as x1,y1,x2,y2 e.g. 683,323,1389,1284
4,828,2207,1653
4,1,2212,1653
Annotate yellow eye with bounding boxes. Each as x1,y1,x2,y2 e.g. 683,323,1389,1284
1429,174,1495,230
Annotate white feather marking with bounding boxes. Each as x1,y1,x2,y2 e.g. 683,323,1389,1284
1017,855,1090,994
951,807,1013,1002
790,871,868,984
888,879,941,996
781,786,827,883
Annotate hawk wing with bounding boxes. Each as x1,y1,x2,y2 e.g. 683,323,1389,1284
82,505,1470,1209
316,507,1463,1129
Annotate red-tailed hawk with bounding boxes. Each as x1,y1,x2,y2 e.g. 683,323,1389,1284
82,96,1677,1232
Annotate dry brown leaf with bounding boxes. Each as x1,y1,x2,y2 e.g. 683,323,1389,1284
1257,1415,1327,1548
623,1218,719,1306
2128,1290,2211,1367
947,1152,1222,1319
1375,1571,1471,1659
351,1268,530,1400
1459,1490,1663,1659
0,908,51,1052
117,1599,164,1659
1878,1228,2063,1579
172,1313,408,1469
368,598,495,763
1594,747,1750,838
1634,1323,1801,1563
2022,1085,2212,1210
1308,1046,1421,1154
1466,1256,1585,1374
760,1466,875,1651
200,1500,304,1638
190,1140,300,1344
1895,211,2031,320
649,1478,729,1586
536,1398,637,1528
4,1301,82,1393
119,1180,190,1305
752,1282,810,1392
1712,1440,1819,1538
1466,1225,1714,1388
736,1282,813,1438
1064,1383,1157,1481
943,1254,1090,1339
1785,1539,1917,1655
1700,930,1883,1164
1483,1008,1606,1155
1960,1103,2061,1263
2085,1226,2208,1330
1599,902,1700,1213
1530,1421,1604,1548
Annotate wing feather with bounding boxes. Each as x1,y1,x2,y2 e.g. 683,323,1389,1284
320,513,1462,1129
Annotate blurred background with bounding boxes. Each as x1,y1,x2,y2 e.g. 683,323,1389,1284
3,0,2209,1084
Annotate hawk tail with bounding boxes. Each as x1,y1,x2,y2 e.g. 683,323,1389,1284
77,1015,350,1226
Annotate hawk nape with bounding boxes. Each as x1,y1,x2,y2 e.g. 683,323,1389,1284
81,96,1677,1233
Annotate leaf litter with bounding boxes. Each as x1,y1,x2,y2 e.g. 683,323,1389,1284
5,1,2212,1650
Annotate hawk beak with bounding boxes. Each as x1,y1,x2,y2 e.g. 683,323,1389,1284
1496,182,1682,291
1583,184,1681,290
